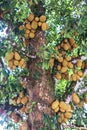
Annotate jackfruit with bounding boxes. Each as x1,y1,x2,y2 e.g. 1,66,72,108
19,92,24,98
17,97,21,104
77,71,84,77
58,56,63,62
38,22,42,26
57,65,61,70
56,73,61,80
40,15,46,22
26,24,31,30
19,59,25,67
69,37,75,45
66,104,72,112
14,52,21,60
64,112,72,119
61,67,68,73
54,107,59,113
29,32,35,38
63,44,70,51
21,96,28,105
59,101,67,110
72,93,80,104
51,100,59,110
5,52,14,61
76,60,83,68
35,17,39,22
19,25,25,30
68,62,74,69
49,58,54,68
8,60,13,68
31,21,38,29
14,60,19,66
62,59,68,67
65,56,71,61
28,13,34,22
25,30,30,34
41,23,47,31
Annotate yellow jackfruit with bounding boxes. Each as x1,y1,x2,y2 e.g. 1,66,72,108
68,62,74,69
28,13,34,22
14,60,19,66
63,44,70,51
64,112,72,119
56,73,61,80
76,60,83,68
19,59,25,67
8,60,13,68
29,32,35,38
65,56,71,61
57,65,61,70
40,15,46,22
35,17,39,22
72,93,80,104
77,71,84,77
54,107,59,113
25,30,30,34
49,58,54,68
22,63,26,68
71,74,77,81
17,97,21,104
19,25,25,30
77,101,84,108
19,92,24,98
57,56,63,62
58,113,64,123
61,67,68,73
41,23,47,31
38,22,42,26
66,104,72,112
63,118,68,123
51,100,59,110
69,37,75,45
31,21,38,29
21,96,28,105
31,29,36,33
62,59,68,67
59,101,67,110
26,24,31,30
14,52,21,60
5,52,14,61
60,108,65,113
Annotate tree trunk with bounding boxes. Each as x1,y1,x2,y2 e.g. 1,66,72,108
23,2,55,129
26,29,55,130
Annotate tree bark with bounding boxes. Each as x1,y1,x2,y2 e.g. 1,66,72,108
26,30,55,130
23,2,55,129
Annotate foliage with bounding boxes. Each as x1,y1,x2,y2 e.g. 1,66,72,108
0,0,87,129
40,114,60,130
70,106,87,127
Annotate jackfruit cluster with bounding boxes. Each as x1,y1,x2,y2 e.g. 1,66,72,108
72,93,84,108
12,91,29,114
49,37,86,81
19,13,49,40
5,52,26,70
51,100,73,124
51,93,84,124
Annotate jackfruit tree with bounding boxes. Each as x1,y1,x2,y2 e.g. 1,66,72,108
0,0,87,130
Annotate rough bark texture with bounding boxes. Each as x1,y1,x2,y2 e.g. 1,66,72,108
26,30,55,130
23,2,55,129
